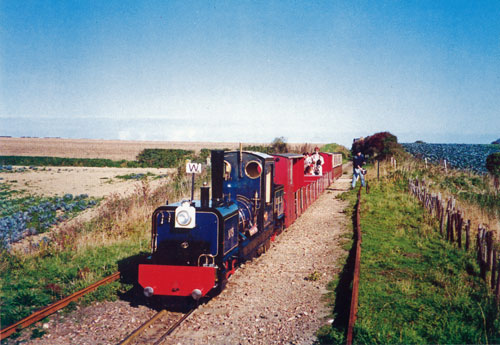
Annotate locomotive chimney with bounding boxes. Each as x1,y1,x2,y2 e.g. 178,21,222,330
201,182,210,208
211,150,224,205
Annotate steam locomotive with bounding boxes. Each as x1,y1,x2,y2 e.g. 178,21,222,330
138,149,342,300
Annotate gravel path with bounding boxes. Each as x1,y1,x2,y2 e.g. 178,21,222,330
167,173,351,345
12,170,351,345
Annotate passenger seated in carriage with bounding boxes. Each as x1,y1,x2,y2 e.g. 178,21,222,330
311,147,324,175
314,160,323,175
305,165,315,175
303,152,312,168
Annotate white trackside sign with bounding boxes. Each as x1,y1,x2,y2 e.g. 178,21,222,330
186,163,202,174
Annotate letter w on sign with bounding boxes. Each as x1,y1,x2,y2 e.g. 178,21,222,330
186,163,202,174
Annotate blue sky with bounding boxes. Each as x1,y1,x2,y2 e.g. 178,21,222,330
1,1,499,146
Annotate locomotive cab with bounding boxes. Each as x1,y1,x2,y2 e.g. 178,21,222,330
222,150,276,259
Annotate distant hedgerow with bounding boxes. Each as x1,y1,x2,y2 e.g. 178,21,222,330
135,149,193,167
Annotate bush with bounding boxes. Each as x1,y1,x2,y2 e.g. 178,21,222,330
243,145,270,153
486,152,500,176
351,132,406,160
135,149,193,168
0,156,131,168
270,137,289,153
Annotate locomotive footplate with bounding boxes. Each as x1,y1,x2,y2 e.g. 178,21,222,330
139,264,216,298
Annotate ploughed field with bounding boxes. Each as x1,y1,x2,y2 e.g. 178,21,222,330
402,143,500,173
0,137,252,160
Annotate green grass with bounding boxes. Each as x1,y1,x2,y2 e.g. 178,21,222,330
0,156,139,168
0,239,147,328
318,177,500,344
115,172,155,180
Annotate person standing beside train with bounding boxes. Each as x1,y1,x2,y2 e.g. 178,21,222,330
352,151,366,188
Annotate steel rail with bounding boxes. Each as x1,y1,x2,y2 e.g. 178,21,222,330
346,187,362,345
0,271,121,340
118,309,167,345
117,306,196,345
153,307,196,345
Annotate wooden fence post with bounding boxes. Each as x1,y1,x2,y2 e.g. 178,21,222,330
465,220,471,251
487,231,493,271
457,211,463,249
449,210,456,243
492,249,497,290
447,210,452,241
478,226,487,280
496,255,500,302
439,202,445,237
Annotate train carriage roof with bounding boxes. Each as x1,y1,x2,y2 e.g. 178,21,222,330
271,153,304,159
226,150,274,161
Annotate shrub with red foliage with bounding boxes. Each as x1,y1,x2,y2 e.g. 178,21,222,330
351,132,405,160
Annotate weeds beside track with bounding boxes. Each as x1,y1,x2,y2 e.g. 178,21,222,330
0,272,120,340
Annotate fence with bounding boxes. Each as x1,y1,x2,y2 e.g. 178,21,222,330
409,177,500,300
346,187,362,345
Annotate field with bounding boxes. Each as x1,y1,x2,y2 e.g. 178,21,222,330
402,143,500,173
0,137,286,160
0,166,173,197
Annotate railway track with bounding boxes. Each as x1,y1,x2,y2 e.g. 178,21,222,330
0,272,121,340
118,307,197,345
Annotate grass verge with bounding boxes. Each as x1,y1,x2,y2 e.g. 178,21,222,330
0,239,143,328
318,175,500,344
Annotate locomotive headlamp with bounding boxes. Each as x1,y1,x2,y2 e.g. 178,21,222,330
191,288,202,300
144,286,154,297
176,210,191,225
175,202,196,229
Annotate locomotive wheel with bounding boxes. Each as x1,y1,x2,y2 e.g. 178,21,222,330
276,221,284,235
257,238,272,256
212,277,228,297
264,238,271,252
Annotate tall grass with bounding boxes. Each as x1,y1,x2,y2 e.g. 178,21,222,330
395,157,499,234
